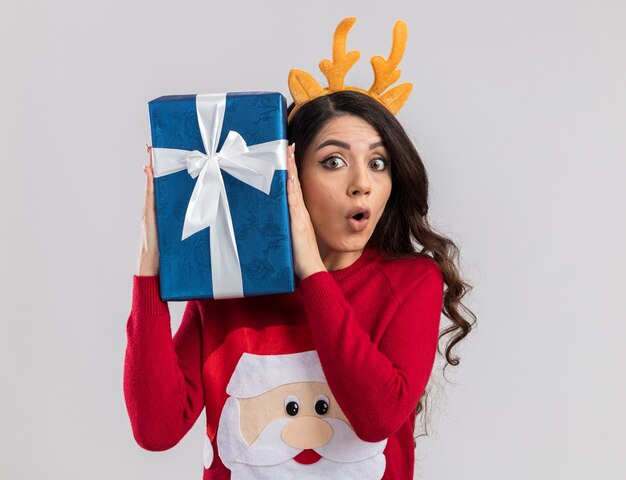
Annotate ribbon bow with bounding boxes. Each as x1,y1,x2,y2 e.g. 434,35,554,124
152,94,287,298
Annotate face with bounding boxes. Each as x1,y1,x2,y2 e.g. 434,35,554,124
299,115,392,268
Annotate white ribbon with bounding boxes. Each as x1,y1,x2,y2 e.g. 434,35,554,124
152,93,287,299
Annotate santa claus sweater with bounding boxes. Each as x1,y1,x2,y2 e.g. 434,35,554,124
124,246,444,479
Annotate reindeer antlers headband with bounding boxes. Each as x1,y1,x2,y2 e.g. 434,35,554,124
287,16,413,122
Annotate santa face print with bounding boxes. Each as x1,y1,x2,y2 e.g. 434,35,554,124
298,115,392,269
237,381,347,451
212,351,387,479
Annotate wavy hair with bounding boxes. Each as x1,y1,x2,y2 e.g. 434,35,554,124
287,90,476,439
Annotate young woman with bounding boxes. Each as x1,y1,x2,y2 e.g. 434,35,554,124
125,90,475,479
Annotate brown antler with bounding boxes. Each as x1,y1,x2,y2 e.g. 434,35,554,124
319,17,361,91
369,19,408,95
287,17,413,121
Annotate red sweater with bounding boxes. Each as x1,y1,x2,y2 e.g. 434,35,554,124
124,247,443,479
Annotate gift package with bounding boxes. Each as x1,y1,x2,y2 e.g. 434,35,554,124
148,92,294,301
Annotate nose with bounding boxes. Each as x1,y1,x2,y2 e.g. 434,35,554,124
347,162,371,197
281,416,333,449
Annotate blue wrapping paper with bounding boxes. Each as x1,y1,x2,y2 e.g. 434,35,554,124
148,92,294,301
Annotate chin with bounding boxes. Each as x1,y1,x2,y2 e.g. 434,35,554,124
323,235,370,255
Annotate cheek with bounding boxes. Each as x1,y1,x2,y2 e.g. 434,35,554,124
301,180,339,216
377,176,392,207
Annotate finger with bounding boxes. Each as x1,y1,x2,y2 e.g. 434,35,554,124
144,147,155,192
290,153,303,196
287,152,300,209
143,168,156,221
144,166,154,197
289,145,302,188
287,169,297,209
146,144,153,168
286,143,295,177
286,145,296,197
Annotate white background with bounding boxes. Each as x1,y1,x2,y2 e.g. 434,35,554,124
1,1,624,479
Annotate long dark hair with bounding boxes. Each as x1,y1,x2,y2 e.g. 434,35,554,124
287,90,476,439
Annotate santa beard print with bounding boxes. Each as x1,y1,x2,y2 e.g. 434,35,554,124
216,395,387,480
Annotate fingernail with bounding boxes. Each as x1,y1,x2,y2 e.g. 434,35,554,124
289,175,295,182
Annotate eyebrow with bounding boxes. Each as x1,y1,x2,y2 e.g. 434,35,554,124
315,139,385,151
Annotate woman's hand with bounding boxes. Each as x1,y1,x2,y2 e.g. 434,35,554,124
286,143,326,280
136,145,160,276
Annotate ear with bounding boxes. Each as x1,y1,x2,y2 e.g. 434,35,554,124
288,69,325,105
380,82,413,115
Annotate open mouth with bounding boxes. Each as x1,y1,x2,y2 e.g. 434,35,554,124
348,208,370,221
347,209,370,232
348,208,370,232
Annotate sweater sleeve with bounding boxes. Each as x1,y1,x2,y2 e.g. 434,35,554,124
123,276,205,451
298,261,444,443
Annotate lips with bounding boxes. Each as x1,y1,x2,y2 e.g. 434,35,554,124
346,207,370,232
293,449,322,464
347,206,371,220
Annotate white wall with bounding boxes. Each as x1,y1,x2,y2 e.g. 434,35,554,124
0,1,624,479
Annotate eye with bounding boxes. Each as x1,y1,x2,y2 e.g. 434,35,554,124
314,395,329,416
284,395,300,416
320,155,347,169
369,157,387,171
